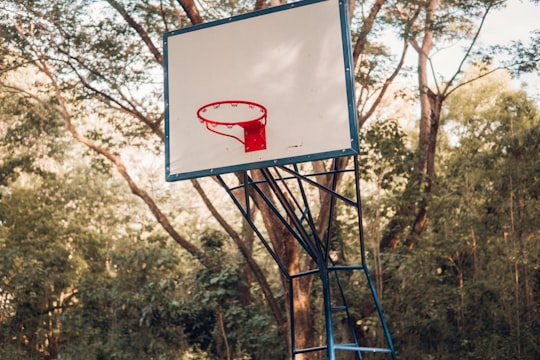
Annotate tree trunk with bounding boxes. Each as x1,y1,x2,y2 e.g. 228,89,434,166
381,0,442,251
249,170,317,354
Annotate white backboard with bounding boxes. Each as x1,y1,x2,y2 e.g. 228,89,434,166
164,0,358,181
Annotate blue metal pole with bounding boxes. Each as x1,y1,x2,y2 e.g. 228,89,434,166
319,262,336,360
354,156,397,360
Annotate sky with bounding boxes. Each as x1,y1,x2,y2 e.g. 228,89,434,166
483,0,539,100
429,0,540,101
481,0,539,45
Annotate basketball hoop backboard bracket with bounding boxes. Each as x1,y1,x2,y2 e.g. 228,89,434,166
164,0,358,181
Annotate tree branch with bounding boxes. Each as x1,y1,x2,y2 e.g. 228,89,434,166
352,0,385,69
106,0,163,65
443,1,497,96
176,0,203,25
10,22,213,269
359,38,410,127
190,178,287,330
445,66,503,98
62,55,164,141
357,4,420,126
253,0,266,11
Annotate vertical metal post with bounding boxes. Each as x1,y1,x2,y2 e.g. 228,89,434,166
353,157,397,360
289,278,296,358
320,262,336,360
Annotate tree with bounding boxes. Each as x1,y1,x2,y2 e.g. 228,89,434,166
1,0,532,357
357,70,538,358
378,0,516,250
405,72,540,358
1,0,394,354
505,29,540,75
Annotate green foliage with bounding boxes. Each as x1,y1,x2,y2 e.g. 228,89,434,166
0,167,193,359
383,86,540,359
177,229,287,359
506,30,540,75
1,0,539,359
0,89,67,186
0,178,88,358
66,236,188,360
358,118,414,192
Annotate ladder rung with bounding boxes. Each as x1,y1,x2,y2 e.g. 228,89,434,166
294,344,393,354
293,345,327,354
334,344,393,353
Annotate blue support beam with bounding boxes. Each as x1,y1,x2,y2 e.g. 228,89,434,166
217,156,396,359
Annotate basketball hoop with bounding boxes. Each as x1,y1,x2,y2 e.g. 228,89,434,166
197,100,267,152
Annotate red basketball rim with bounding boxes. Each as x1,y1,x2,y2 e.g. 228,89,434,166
196,100,267,127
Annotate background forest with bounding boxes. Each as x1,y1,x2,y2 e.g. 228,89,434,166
0,0,539,359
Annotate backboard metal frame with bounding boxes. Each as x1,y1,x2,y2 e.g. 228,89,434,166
163,0,358,181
